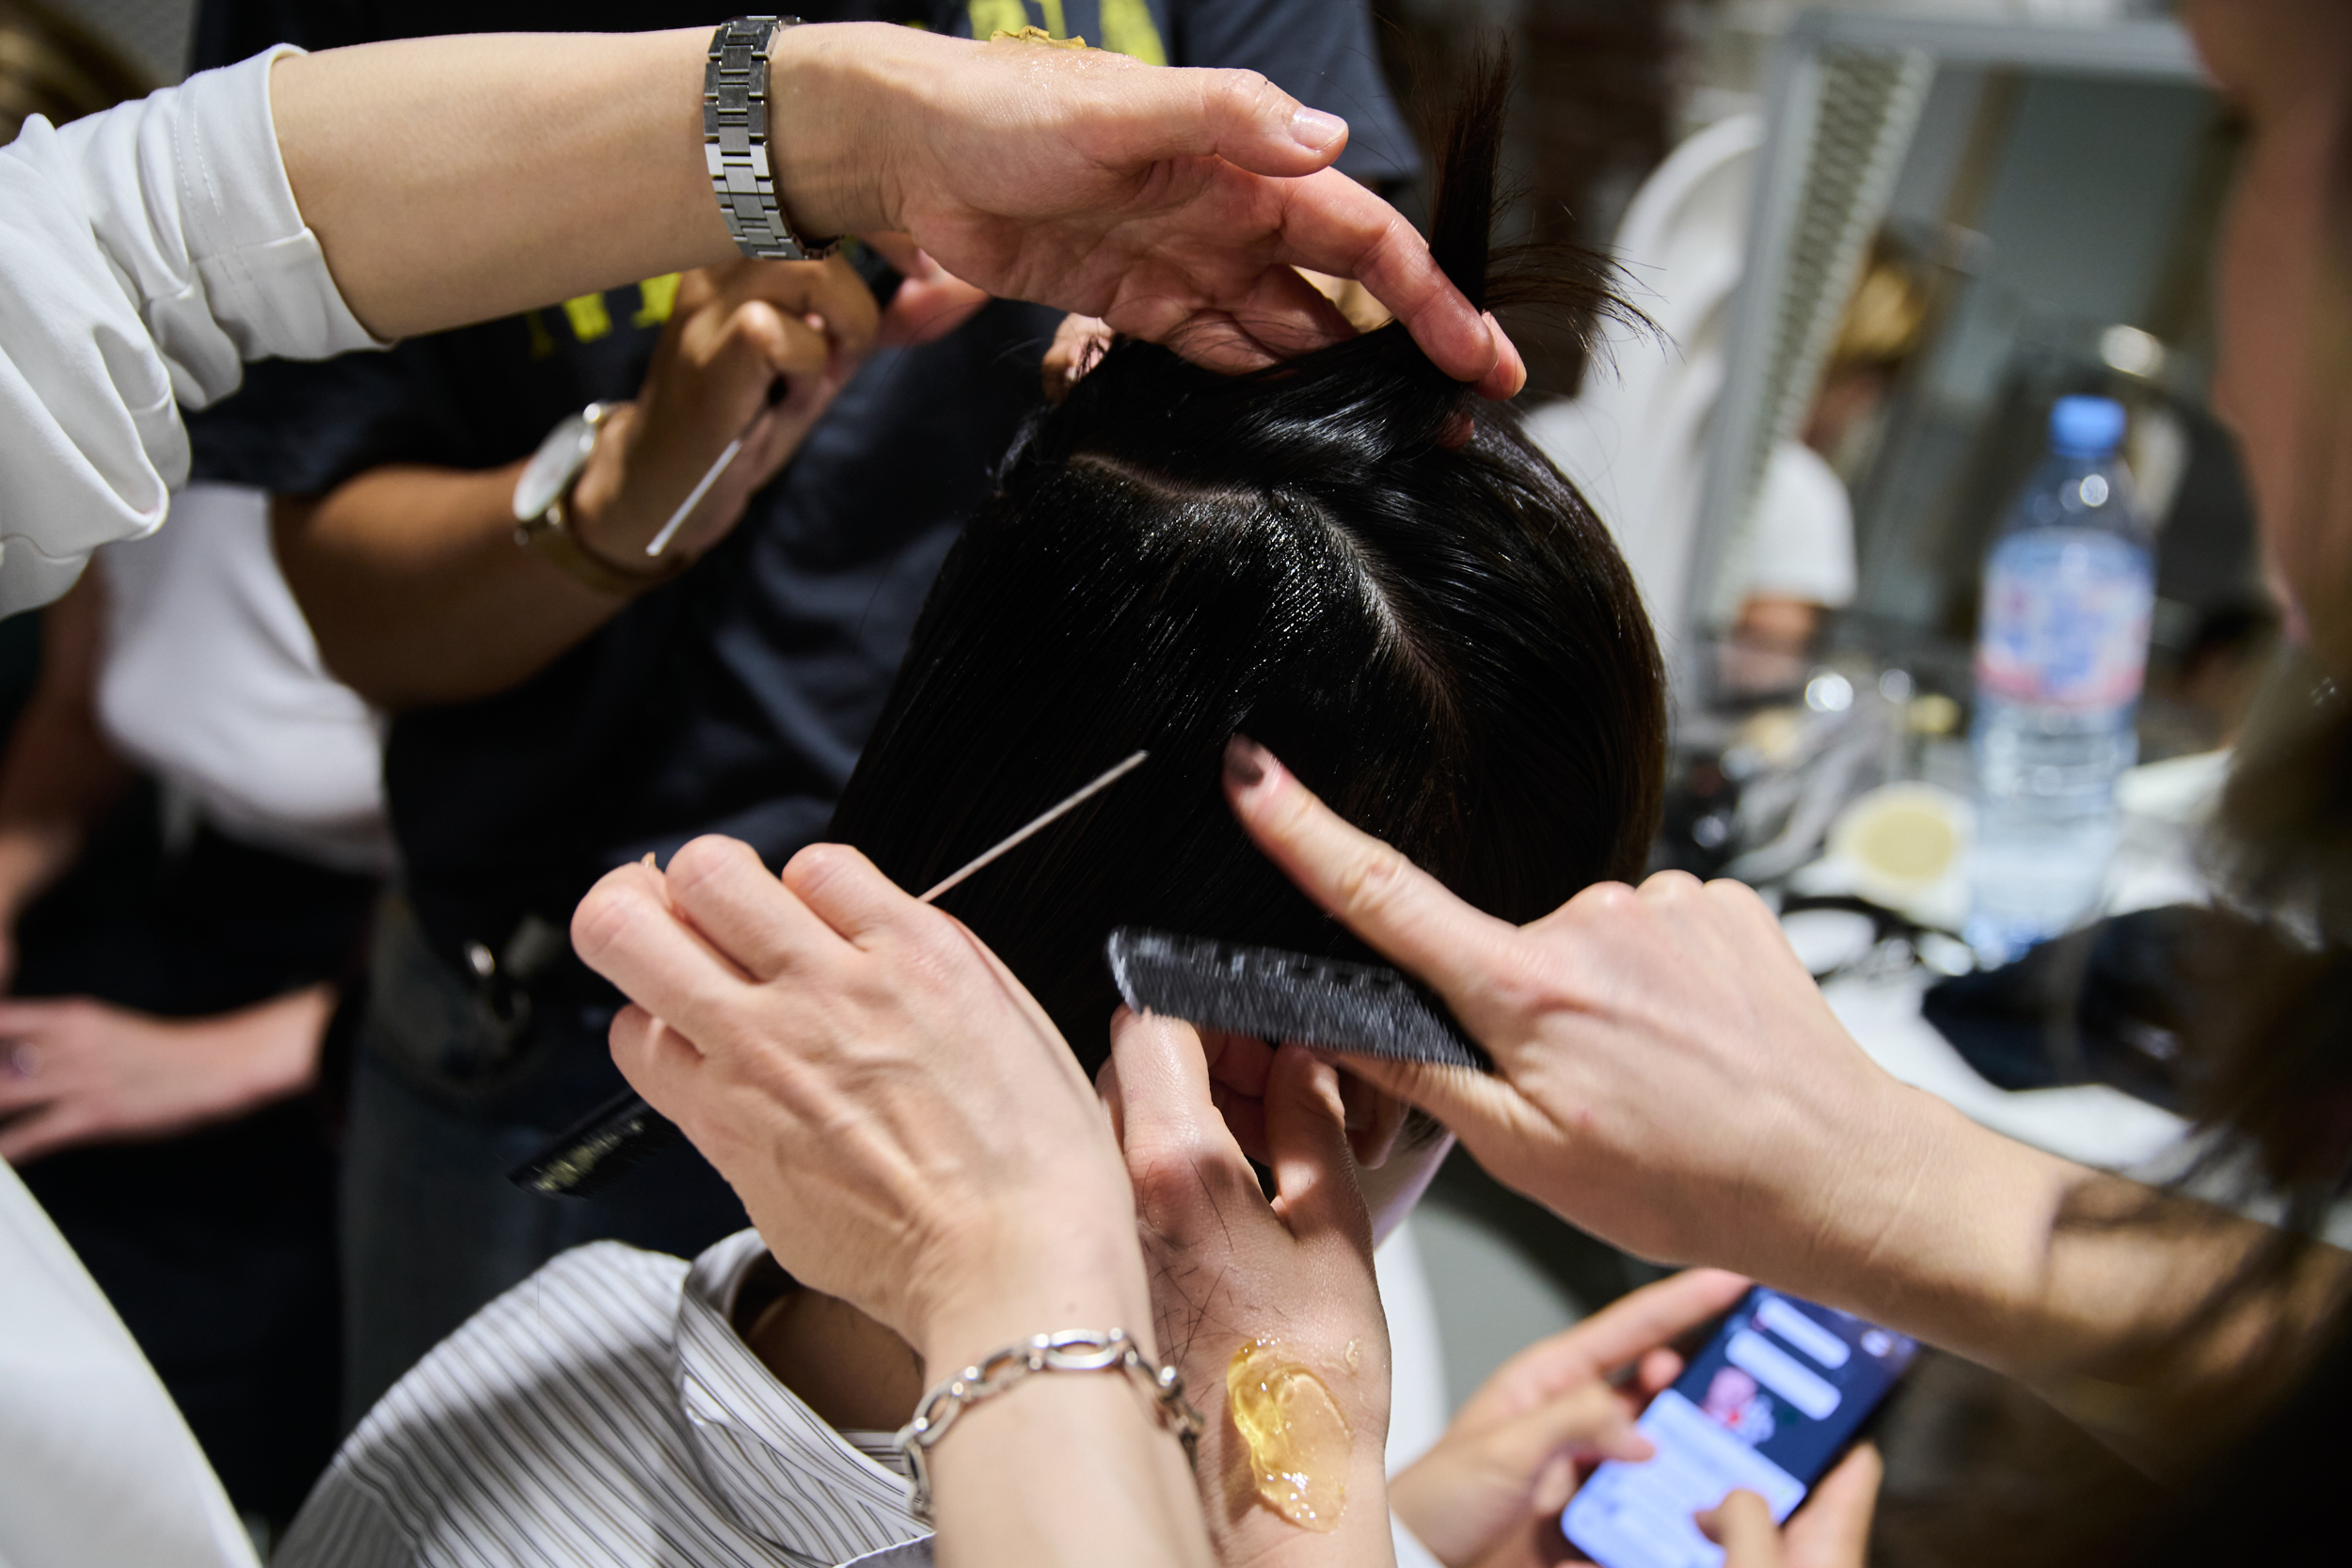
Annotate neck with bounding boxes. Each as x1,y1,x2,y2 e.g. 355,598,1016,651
739,1275,928,1433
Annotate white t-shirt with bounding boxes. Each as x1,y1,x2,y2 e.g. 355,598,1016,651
0,45,377,617
96,483,392,874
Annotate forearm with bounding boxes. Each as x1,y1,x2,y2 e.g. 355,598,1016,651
274,466,630,707
271,32,731,341
1780,1082,2348,1468
917,1240,1215,1568
0,719,123,918
183,984,337,1111
267,27,900,342
0,577,131,926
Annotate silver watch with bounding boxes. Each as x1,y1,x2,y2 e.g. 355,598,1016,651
707,16,837,262
512,403,614,525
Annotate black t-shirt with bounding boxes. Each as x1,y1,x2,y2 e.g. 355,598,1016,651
188,0,1416,996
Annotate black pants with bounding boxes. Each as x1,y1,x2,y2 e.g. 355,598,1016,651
12,794,377,1526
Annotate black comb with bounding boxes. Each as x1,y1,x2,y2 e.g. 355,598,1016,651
1104,927,1490,1071
508,1086,686,1199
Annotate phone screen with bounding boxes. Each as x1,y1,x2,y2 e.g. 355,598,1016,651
1559,1287,1915,1568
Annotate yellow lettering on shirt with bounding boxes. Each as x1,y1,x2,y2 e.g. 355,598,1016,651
633,275,682,327
1097,0,1166,65
1038,0,1066,39
968,0,1029,40
523,309,556,359
561,293,614,342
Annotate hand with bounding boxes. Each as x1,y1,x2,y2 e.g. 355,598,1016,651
1391,1271,1749,1568
1216,736,1971,1291
1190,1023,1448,1245
569,835,1150,1369
0,988,331,1164
1695,1446,1883,1568
1097,1010,1394,1567
773,24,1522,396
569,249,980,562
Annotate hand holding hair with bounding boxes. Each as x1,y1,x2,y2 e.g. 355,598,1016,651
569,833,1141,1361
268,24,1520,393
570,834,1217,1567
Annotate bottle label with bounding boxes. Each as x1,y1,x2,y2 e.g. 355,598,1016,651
1975,530,2153,710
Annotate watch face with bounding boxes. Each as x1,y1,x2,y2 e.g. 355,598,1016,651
513,411,598,521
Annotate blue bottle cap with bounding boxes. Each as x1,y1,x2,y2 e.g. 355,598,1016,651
2049,395,2126,458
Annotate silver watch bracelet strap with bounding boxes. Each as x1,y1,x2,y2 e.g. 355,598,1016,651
892,1329,1204,1524
706,15,836,261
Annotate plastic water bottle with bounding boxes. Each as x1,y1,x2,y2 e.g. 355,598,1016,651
1966,395,2154,963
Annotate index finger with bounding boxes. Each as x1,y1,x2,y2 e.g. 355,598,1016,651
1220,735,1519,1006
570,861,759,1044
1497,1271,1754,1400
1555,1270,1754,1380
1696,1491,1785,1568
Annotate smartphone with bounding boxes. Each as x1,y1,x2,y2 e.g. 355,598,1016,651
1560,1286,1915,1568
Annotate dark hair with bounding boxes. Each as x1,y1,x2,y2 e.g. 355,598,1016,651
825,60,1664,1071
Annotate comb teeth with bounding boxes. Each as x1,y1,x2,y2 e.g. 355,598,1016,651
1104,928,1490,1072
508,1088,685,1198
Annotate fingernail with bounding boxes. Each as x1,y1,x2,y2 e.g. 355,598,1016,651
1485,312,1525,397
1223,734,1268,788
1290,106,1346,152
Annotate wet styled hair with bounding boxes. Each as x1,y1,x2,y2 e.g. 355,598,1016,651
826,60,1665,1072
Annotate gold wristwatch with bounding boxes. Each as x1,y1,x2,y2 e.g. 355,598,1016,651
511,403,688,595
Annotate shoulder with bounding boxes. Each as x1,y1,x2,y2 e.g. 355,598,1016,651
278,1242,696,1568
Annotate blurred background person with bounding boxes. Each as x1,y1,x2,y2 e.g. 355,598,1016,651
0,482,389,1539
1522,115,1931,683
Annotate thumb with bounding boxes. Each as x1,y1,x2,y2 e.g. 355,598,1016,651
1077,61,1349,179
1263,1043,1368,1244
1221,736,1525,1037
1322,1050,1542,1181
1782,1444,1882,1568
1697,1491,1785,1568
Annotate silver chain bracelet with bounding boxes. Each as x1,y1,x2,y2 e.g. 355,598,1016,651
892,1329,1204,1523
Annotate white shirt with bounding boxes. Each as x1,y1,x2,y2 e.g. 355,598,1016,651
0,1162,260,1568
96,483,393,874
1522,113,1855,648
0,45,377,617
278,1231,936,1568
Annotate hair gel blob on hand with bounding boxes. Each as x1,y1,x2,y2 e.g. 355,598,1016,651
1227,1339,1350,1531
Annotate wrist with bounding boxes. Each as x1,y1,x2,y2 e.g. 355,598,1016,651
764,23,920,239
914,1220,1155,1379
563,404,655,560
1791,1079,2068,1353
0,828,71,917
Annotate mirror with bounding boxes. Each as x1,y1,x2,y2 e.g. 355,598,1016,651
1686,14,2260,760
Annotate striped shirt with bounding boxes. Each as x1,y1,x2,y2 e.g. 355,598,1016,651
277,1230,933,1568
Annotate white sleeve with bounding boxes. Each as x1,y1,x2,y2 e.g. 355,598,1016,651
0,45,383,615
0,1164,262,1568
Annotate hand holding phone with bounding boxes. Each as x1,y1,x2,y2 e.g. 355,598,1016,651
1561,1288,1913,1568
1390,1271,1747,1568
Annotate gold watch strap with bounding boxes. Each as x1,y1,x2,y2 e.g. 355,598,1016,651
514,498,690,596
